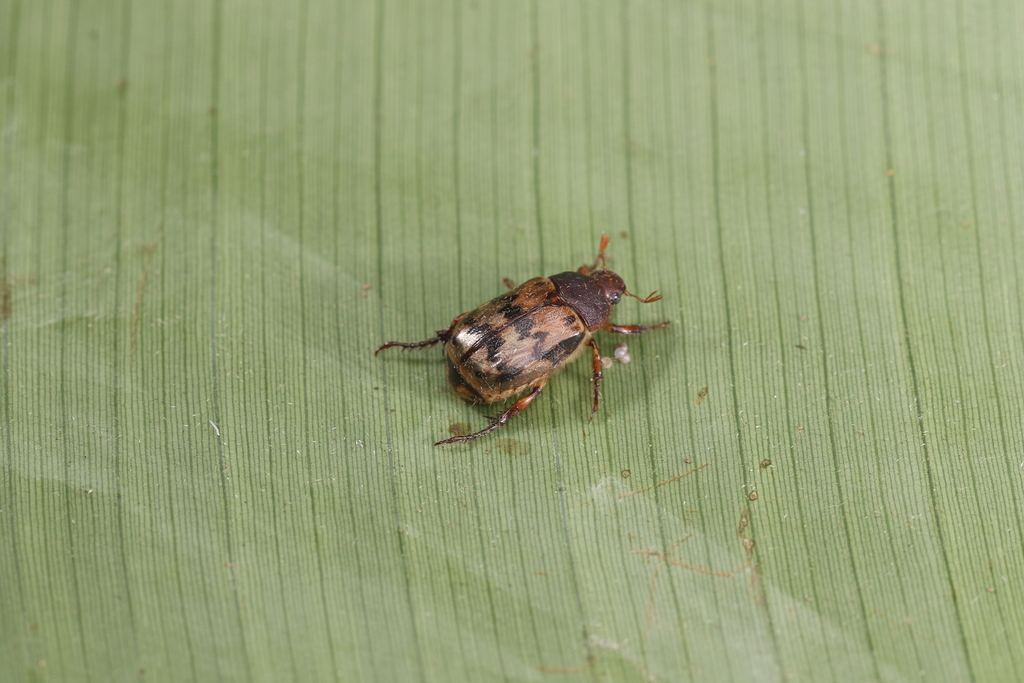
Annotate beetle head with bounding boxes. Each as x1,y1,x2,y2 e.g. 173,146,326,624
579,234,663,306
591,269,626,305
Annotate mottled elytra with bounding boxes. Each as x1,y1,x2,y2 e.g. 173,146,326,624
375,235,669,445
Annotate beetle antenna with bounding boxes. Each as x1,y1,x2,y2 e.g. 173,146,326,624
625,289,662,304
591,233,611,271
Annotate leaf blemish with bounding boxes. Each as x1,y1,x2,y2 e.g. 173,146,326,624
448,422,471,436
619,463,708,500
495,438,531,457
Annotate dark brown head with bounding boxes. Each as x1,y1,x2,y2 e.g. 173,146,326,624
590,269,626,305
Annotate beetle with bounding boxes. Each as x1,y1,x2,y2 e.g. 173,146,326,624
375,234,669,445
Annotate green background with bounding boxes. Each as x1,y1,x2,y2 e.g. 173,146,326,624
2,0,1023,681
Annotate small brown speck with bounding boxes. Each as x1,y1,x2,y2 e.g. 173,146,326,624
760,459,771,469
798,315,807,322
621,469,631,478
795,344,807,350
0,278,11,324
684,458,691,463
886,168,895,177
986,586,996,593
620,231,629,239
448,422,471,436
695,385,708,405
747,491,758,501
496,438,531,457
116,77,129,92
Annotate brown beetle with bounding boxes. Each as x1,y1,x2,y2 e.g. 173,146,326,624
376,235,669,445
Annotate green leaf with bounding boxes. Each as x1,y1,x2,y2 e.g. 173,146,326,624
3,0,1023,681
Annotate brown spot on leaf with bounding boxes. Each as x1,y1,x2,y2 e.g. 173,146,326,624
695,385,708,405
534,665,583,675
0,277,10,324
495,438,531,457
130,237,160,361
448,422,471,436
737,507,749,537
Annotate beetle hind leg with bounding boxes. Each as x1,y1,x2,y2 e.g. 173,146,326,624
587,338,602,421
375,313,467,355
435,382,545,446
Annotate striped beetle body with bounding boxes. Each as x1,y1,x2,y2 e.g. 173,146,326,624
376,235,669,445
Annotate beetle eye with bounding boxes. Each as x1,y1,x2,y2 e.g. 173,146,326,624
609,292,621,304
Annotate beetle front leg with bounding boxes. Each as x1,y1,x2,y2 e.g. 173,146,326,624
587,338,602,422
435,382,545,446
603,321,670,335
375,313,467,355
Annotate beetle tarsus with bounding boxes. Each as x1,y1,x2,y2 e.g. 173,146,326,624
587,338,602,421
435,384,545,445
604,321,670,335
374,338,442,355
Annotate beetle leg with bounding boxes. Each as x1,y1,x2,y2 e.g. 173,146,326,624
587,338,602,422
503,278,516,290
375,313,467,355
434,382,545,445
603,321,670,335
